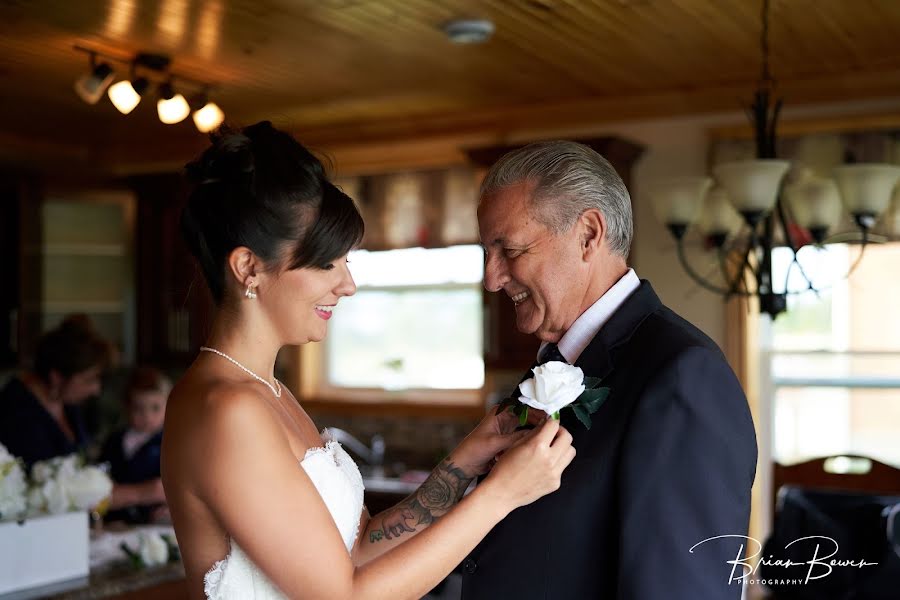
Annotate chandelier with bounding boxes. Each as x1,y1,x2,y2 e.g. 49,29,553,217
651,0,900,319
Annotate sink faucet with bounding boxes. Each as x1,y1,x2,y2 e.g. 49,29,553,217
327,428,385,468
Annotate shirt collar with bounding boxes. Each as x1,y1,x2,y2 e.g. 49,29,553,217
538,268,640,364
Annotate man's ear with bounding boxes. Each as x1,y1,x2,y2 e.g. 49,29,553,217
580,209,606,260
226,246,260,288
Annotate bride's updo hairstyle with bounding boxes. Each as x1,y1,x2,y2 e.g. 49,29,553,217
181,121,364,304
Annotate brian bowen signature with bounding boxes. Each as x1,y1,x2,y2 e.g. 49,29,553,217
689,535,879,585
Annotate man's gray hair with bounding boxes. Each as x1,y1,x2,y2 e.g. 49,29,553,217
479,140,633,258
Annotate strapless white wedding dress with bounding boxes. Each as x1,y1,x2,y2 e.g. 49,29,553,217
203,430,365,599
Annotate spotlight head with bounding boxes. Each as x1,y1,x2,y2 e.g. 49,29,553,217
131,76,150,96
108,80,141,114
192,101,224,133
74,61,115,105
158,81,176,101
189,91,209,111
157,83,190,124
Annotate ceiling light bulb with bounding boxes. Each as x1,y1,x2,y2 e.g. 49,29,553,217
108,80,141,114
74,62,115,105
192,101,224,132
157,93,190,124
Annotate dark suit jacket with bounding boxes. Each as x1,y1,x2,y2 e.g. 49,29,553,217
461,281,758,600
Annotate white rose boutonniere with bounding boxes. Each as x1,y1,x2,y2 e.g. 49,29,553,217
518,362,585,417
499,361,611,429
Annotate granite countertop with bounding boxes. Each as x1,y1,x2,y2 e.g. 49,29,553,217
0,562,185,600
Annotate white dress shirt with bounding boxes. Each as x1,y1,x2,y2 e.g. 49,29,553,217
538,268,640,364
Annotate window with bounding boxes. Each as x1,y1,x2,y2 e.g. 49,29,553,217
302,245,485,403
764,242,900,467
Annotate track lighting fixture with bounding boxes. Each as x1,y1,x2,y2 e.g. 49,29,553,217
74,47,224,130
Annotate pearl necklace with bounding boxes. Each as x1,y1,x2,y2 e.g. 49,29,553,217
199,346,282,398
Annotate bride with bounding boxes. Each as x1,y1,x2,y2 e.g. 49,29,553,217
161,121,575,600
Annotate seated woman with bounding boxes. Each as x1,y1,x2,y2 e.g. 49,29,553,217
0,315,111,469
100,366,170,523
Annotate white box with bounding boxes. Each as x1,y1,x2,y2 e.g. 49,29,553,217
0,512,89,595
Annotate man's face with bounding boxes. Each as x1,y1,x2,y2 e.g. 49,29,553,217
478,181,590,343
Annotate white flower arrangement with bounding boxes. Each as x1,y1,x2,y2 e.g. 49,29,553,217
26,454,113,517
0,443,28,522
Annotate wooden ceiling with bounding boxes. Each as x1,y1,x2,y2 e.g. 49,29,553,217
2,0,900,173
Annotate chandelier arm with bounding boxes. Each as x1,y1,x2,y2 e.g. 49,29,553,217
781,233,869,297
785,248,818,293
719,246,752,297
727,241,757,297
676,237,750,296
845,230,869,278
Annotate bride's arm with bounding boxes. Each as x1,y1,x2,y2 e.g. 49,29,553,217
353,409,529,565
196,390,571,600
353,455,475,565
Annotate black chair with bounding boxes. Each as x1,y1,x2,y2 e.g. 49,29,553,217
763,455,900,599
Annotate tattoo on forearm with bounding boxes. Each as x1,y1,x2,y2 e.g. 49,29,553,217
368,459,473,544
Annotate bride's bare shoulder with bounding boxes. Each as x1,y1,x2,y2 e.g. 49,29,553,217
163,373,283,467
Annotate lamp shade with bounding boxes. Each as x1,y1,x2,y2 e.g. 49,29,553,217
784,175,842,232
74,62,115,105
157,93,190,124
833,163,900,218
696,186,743,236
713,159,791,216
650,176,712,227
192,101,224,132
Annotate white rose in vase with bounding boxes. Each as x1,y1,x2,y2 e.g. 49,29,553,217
31,461,54,484
0,444,27,521
65,466,113,511
42,478,70,514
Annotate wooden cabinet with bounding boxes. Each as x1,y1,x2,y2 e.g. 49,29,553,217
4,173,212,371
128,174,214,368
0,175,25,367
465,136,645,371
13,186,137,365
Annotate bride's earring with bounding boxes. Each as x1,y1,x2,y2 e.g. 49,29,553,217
245,283,257,300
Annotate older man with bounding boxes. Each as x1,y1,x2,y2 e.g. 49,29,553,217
462,141,758,599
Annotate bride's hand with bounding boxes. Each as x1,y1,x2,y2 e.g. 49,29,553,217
481,419,575,511
449,410,531,476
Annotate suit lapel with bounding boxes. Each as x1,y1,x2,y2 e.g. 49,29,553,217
574,280,662,380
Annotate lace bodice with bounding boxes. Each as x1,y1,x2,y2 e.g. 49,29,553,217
204,430,365,599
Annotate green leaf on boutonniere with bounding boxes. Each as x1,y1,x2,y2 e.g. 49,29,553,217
566,386,611,430
583,376,605,389
571,403,592,429
580,387,610,413
518,406,529,426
